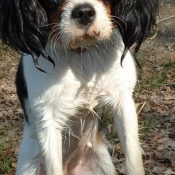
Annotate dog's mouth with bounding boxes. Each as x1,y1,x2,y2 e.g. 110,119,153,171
71,47,88,53
68,32,100,53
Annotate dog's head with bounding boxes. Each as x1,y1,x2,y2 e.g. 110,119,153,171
0,0,158,69
49,0,114,53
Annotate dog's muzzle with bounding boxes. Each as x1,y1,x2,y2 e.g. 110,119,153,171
64,3,107,53
69,4,97,53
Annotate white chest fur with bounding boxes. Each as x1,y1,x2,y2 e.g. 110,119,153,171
23,33,136,120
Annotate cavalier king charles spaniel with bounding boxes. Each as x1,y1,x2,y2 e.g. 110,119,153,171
0,0,158,174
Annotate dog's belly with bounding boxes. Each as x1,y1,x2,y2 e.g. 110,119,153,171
62,109,109,175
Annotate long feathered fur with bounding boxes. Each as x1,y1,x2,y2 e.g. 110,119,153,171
0,0,158,68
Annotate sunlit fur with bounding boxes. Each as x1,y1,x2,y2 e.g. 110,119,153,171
0,0,158,175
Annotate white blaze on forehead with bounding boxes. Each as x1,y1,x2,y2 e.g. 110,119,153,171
60,0,113,44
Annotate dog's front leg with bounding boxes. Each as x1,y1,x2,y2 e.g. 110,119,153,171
113,93,144,175
33,109,64,175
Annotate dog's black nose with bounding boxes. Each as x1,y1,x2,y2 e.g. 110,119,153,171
72,4,96,26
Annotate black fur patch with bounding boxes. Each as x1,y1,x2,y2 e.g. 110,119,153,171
15,56,29,122
0,0,49,70
110,0,158,64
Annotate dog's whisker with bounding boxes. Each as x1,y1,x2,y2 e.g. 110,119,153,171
50,37,56,58
87,52,93,71
69,127,81,140
47,25,60,41
110,15,127,31
111,19,125,33
54,34,62,59
48,27,61,58
62,129,67,147
80,117,86,137
38,23,60,28
110,15,127,26
110,39,115,47
67,128,71,153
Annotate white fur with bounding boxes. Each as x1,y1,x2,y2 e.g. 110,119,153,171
60,0,113,43
16,0,144,174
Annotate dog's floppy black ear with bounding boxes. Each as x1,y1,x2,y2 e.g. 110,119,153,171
112,0,158,65
0,0,53,71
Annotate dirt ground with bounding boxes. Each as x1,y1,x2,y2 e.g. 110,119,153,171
0,0,175,174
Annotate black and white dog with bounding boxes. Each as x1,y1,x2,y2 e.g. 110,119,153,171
0,0,158,174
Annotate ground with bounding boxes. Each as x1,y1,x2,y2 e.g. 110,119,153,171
0,0,175,174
